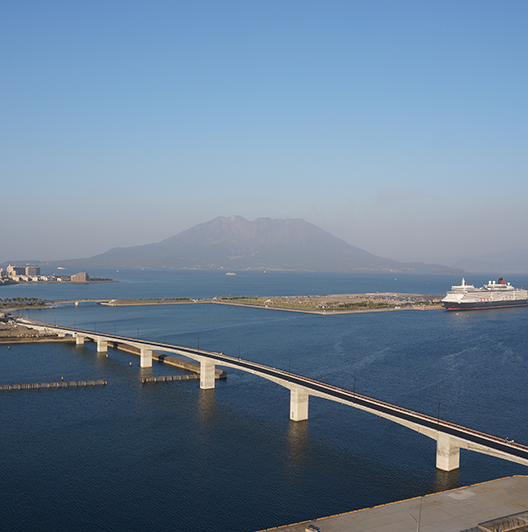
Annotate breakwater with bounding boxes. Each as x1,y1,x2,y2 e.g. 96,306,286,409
0,379,107,392
110,341,227,378
142,374,200,384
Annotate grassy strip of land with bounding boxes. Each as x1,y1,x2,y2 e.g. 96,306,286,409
100,293,443,314
1,298,49,317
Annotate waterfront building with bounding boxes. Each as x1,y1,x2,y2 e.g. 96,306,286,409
71,272,90,283
25,266,40,276
6,265,25,277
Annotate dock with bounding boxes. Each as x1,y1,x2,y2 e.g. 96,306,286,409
256,475,528,532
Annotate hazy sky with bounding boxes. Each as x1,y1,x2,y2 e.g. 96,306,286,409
2,1,527,265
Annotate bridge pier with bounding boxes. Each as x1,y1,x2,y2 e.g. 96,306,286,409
97,339,108,353
199,360,216,390
436,433,460,471
75,335,85,346
290,388,309,421
140,348,152,368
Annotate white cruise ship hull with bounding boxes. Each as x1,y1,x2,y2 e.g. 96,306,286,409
443,299,528,311
442,278,528,311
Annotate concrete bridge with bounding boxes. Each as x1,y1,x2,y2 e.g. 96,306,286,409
18,318,528,473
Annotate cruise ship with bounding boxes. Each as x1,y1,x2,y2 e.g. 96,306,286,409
442,278,528,310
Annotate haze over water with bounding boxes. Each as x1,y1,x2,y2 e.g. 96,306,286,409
2,270,528,531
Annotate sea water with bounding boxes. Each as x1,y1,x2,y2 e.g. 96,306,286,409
1,270,528,531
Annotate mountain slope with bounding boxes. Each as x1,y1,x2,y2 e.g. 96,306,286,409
51,216,460,273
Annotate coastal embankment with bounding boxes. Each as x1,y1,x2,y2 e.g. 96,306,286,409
0,325,76,344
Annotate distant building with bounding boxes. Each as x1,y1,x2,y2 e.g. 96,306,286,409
25,266,40,276
6,265,25,277
71,272,90,283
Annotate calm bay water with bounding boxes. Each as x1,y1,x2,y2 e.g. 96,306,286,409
1,270,528,531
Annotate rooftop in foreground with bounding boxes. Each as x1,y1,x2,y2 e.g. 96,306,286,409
257,475,528,532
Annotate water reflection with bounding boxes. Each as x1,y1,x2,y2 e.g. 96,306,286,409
434,468,460,492
197,388,217,421
139,366,153,377
285,420,311,477
287,419,309,450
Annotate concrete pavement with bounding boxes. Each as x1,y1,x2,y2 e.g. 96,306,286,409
257,476,528,532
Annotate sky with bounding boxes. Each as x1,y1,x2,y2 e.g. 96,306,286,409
1,0,527,266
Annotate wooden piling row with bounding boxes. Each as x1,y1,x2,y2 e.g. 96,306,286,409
142,374,199,384
0,379,107,391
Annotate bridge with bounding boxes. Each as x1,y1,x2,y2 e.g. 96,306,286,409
18,318,528,473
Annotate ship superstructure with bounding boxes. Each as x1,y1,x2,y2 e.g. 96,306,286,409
442,277,528,310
